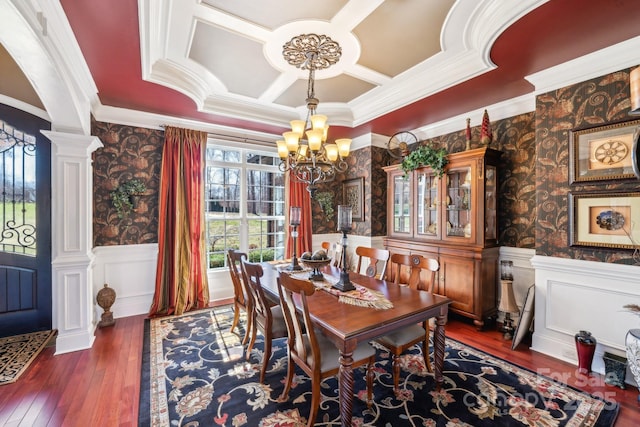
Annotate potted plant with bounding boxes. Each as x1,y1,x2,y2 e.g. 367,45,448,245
110,179,146,218
400,144,449,177
315,191,334,220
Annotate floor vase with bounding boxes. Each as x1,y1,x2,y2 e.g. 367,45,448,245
625,329,640,401
574,330,596,374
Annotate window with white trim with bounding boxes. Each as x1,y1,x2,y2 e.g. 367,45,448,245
205,145,286,268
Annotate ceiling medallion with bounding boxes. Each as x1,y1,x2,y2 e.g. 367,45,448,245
276,34,351,198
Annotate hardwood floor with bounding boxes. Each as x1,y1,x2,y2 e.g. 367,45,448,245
1,309,638,426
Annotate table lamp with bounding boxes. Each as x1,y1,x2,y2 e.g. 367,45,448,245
499,260,518,340
286,206,303,271
334,205,355,291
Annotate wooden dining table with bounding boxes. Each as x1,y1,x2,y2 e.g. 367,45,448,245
261,263,452,427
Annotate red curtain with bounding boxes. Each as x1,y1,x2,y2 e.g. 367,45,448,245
286,174,312,257
149,126,209,316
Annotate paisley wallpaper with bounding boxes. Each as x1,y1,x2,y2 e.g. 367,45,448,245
535,67,640,263
310,146,390,237
92,120,162,246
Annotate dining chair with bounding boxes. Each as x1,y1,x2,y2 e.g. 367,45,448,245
227,249,252,345
374,253,440,391
276,272,374,427
355,246,390,280
332,242,343,268
240,260,288,383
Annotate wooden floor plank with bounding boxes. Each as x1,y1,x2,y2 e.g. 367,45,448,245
0,309,637,426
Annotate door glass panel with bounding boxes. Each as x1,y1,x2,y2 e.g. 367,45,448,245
0,121,36,256
393,175,410,233
416,171,438,236
485,166,497,239
446,167,471,238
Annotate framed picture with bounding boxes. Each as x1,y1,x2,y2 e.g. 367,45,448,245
568,192,640,249
343,177,364,222
569,118,640,184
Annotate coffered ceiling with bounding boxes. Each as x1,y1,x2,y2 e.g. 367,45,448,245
3,0,640,140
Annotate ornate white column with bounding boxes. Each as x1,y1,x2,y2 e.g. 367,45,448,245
43,131,103,354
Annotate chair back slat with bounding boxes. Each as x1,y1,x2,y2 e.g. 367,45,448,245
389,253,439,292
241,260,273,332
227,249,248,306
355,246,391,279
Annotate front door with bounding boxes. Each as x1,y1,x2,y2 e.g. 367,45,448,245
0,104,52,337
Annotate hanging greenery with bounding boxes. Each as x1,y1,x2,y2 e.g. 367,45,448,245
110,179,146,218
315,191,334,219
400,144,449,177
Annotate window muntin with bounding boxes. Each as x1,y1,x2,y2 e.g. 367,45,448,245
205,146,285,268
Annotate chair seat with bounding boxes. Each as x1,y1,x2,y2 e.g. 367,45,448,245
376,324,426,348
311,331,376,372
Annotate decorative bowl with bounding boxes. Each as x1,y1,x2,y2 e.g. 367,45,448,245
300,258,332,281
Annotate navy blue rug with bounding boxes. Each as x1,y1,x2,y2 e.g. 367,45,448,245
138,306,619,426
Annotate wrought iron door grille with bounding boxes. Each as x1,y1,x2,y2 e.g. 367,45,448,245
0,120,37,256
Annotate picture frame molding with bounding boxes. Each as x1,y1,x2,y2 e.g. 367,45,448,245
569,118,640,184
342,177,364,222
568,191,640,249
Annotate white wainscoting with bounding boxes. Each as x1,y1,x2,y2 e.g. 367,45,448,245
531,255,640,386
92,244,241,318
92,244,159,319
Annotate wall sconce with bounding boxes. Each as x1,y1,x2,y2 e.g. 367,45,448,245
499,260,518,340
285,206,303,271
334,205,355,292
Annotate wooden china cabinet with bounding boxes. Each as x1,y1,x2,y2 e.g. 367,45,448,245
383,147,501,329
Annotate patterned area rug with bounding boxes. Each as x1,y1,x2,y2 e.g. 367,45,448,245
139,306,619,426
0,330,56,385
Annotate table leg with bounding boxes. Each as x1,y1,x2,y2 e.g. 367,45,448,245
433,311,447,390
338,350,354,427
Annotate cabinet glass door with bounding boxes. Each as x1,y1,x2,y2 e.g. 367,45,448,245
445,167,472,238
416,171,438,237
485,166,497,240
392,174,411,234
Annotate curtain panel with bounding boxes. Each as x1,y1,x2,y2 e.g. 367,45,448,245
149,126,209,316
285,175,312,257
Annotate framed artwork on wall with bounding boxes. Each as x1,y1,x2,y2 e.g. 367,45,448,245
568,191,640,249
569,118,640,184
343,177,364,222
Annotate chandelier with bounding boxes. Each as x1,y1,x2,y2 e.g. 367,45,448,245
276,34,351,197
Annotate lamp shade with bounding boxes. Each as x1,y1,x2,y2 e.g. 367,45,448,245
325,143,338,161
337,205,352,231
290,120,306,136
283,131,300,152
289,206,301,226
306,129,323,151
310,114,327,130
276,140,288,159
335,138,351,157
498,280,519,313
